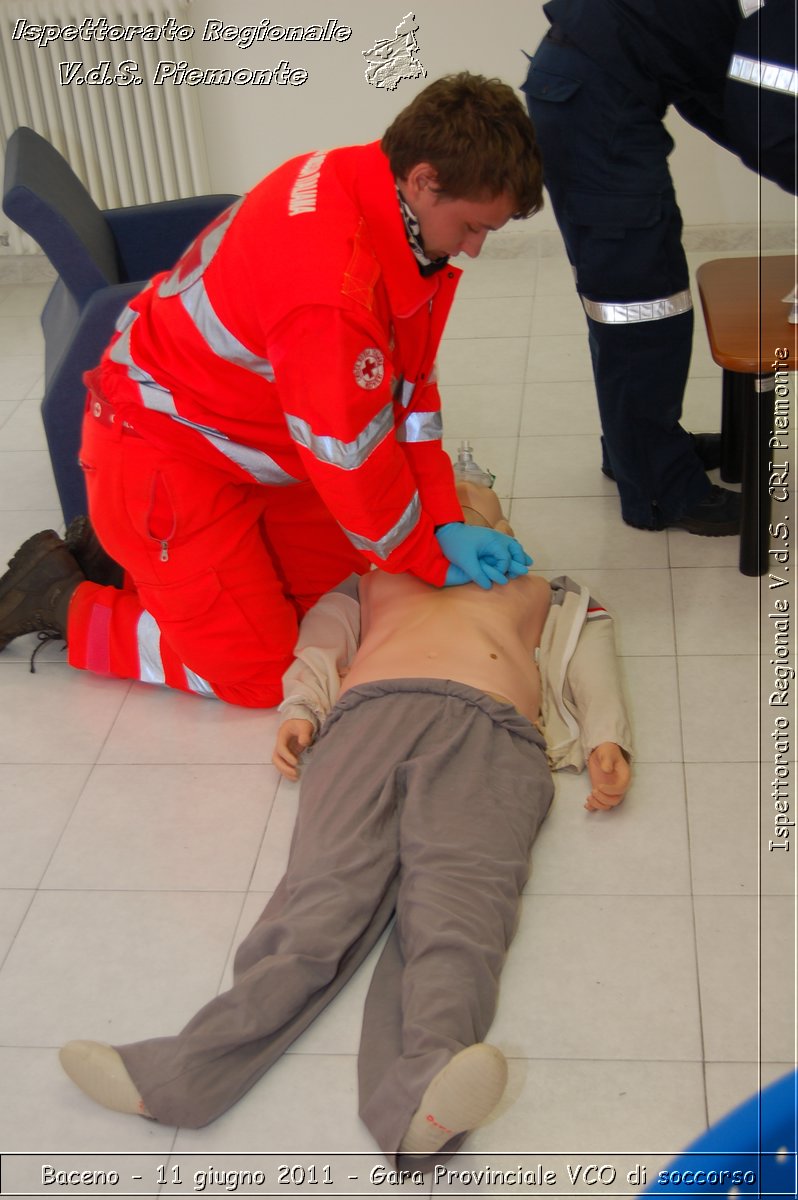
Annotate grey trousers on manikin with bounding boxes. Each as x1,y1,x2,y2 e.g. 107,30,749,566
117,679,553,1158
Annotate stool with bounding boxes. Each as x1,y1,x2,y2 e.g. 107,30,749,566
695,255,796,576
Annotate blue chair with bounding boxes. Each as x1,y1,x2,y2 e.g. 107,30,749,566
644,1068,796,1196
2,126,239,523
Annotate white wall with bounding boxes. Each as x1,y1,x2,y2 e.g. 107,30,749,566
185,0,793,238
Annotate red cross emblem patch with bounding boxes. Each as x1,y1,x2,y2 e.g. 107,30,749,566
353,348,385,390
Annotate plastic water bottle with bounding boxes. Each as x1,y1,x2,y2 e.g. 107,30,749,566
452,441,495,488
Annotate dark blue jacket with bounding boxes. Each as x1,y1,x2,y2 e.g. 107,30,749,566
542,0,796,191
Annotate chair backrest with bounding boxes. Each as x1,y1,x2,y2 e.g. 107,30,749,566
2,126,120,304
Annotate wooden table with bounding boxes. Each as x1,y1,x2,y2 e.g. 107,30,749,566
695,255,796,575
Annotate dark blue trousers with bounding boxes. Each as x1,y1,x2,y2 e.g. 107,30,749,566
523,34,712,528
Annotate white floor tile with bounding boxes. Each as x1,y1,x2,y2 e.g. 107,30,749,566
677,656,758,763
98,683,280,765
525,332,594,382
520,379,602,437
0,356,44,402
40,765,277,892
1,1047,175,1153
0,889,34,964
527,763,691,896
686,762,760,896
672,567,759,655
704,1061,795,1127
530,291,585,336
0,396,49,451
0,315,44,356
0,890,244,1046
446,295,534,340
515,434,618,497
694,894,795,1063
463,1058,707,1159
0,449,60,509
437,336,528,386
491,895,703,1062
439,383,523,441
509,497,669,571
0,764,90,889
0,664,128,765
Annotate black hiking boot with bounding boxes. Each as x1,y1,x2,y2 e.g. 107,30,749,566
64,516,124,588
0,531,85,652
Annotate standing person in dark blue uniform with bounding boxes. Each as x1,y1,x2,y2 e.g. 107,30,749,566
522,0,796,536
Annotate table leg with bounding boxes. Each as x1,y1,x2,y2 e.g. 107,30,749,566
738,372,775,577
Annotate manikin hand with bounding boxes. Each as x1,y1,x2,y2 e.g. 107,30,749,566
436,523,533,589
272,718,315,781
585,742,631,812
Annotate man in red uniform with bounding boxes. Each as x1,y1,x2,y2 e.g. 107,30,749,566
0,73,543,706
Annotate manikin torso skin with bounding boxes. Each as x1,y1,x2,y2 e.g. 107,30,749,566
340,569,551,725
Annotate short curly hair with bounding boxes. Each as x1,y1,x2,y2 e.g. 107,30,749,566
381,72,543,218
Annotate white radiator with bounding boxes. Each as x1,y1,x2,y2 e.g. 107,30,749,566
0,0,210,255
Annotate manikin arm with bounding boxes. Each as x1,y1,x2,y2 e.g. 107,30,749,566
562,601,633,811
273,575,361,779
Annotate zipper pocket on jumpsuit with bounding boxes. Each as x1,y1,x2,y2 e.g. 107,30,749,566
146,471,177,563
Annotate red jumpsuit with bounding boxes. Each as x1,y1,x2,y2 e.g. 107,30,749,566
68,141,464,707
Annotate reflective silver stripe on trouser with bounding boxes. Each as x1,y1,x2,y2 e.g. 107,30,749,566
581,289,693,324
183,667,217,699
286,403,394,470
137,611,166,686
109,315,300,486
136,611,216,698
728,55,798,96
341,492,421,561
396,410,443,443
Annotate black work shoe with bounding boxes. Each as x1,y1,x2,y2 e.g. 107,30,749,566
690,432,722,472
64,516,124,588
0,531,85,652
602,432,722,481
669,484,741,536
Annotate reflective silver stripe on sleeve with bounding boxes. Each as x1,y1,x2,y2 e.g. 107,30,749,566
286,402,394,470
180,278,275,381
110,314,299,486
396,411,443,444
110,323,179,415
581,289,692,324
341,492,421,560
184,666,217,698
728,55,798,95
392,376,416,408
136,611,166,686
739,0,764,16
115,303,139,336
173,419,300,485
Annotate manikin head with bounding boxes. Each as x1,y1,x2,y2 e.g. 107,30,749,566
382,72,543,260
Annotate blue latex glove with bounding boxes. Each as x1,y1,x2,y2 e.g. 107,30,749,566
436,523,533,590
